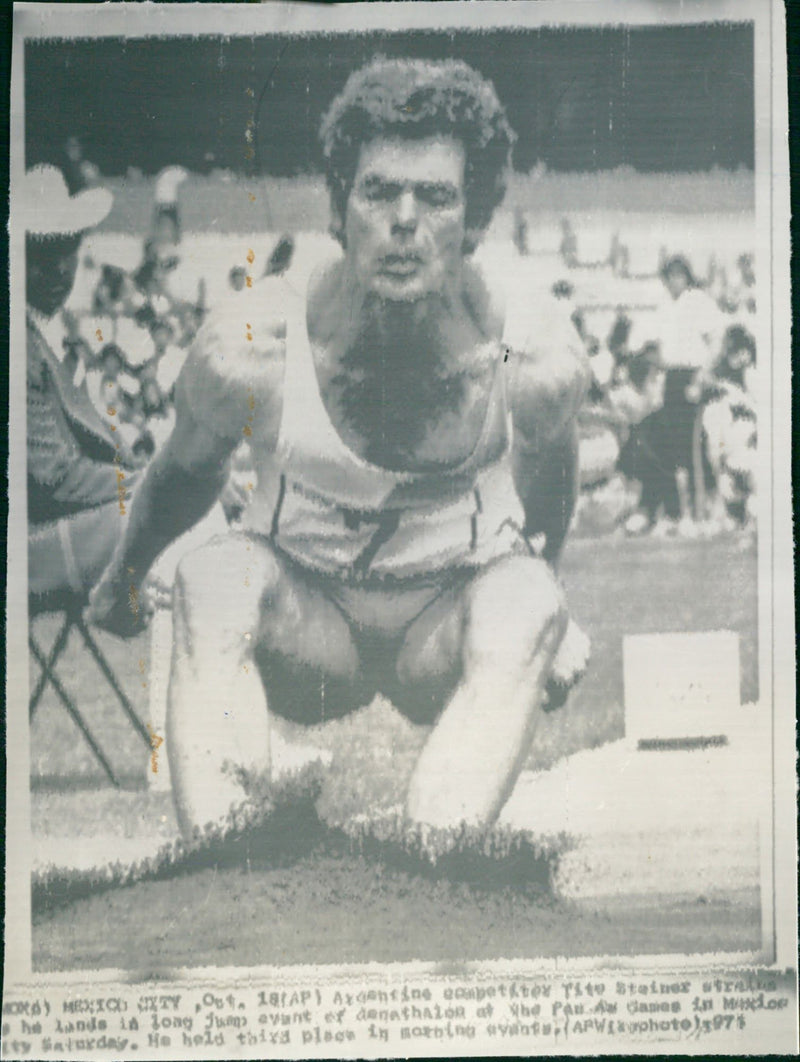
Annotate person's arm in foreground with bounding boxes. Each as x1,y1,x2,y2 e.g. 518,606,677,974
508,312,590,568
87,309,286,635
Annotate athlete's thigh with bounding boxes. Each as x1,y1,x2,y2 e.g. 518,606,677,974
177,533,366,722
391,555,564,723
390,577,469,724
251,546,371,724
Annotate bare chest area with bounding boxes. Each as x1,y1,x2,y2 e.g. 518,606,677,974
313,337,500,472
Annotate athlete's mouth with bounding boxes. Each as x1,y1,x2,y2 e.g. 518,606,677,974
379,253,423,277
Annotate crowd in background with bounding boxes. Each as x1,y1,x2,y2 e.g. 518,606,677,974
543,228,758,537
57,163,205,464
53,139,758,542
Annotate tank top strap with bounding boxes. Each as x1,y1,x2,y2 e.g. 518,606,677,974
454,341,513,477
277,287,337,457
276,280,405,508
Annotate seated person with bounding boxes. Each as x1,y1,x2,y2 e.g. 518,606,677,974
60,308,95,381
23,165,139,597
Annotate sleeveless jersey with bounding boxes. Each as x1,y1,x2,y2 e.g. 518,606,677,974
240,280,528,581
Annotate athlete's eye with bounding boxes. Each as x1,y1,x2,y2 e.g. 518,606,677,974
361,178,402,203
416,183,459,208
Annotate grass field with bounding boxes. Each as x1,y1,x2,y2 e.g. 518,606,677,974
30,529,760,971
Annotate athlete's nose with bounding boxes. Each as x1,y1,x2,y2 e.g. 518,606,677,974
391,189,418,234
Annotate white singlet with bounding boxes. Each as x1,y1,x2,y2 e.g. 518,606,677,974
241,284,529,583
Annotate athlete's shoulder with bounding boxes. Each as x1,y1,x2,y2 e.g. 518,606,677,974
485,259,589,442
471,250,580,356
503,281,582,360
178,275,299,442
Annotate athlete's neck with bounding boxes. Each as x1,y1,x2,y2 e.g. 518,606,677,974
307,262,495,469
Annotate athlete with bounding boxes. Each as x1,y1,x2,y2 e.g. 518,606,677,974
89,58,590,839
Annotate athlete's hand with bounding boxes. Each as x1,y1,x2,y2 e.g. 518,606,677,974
86,568,170,638
179,281,294,446
543,617,591,711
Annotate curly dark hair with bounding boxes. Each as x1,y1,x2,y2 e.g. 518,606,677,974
319,57,516,250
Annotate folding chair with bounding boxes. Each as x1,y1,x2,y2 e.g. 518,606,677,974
29,592,152,787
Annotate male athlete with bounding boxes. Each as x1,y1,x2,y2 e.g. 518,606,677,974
89,58,590,839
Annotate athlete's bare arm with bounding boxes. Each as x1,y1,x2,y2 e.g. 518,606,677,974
87,297,288,635
507,305,589,566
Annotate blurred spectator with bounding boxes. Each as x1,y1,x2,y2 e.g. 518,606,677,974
608,231,630,278
612,342,667,431
263,234,295,277
134,238,177,301
92,263,142,317
551,278,574,302
150,319,187,397
127,377,169,435
657,255,723,372
131,376,177,456
702,325,757,525
23,165,138,596
62,135,101,194
95,343,136,416
581,341,666,487
704,253,730,311
559,217,578,268
60,308,95,383
621,254,724,527
575,340,665,535
715,323,756,392
152,165,188,243
132,228,204,347
229,265,248,291
152,202,181,249
513,208,529,256
725,252,756,316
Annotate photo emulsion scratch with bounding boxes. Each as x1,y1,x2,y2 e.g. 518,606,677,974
3,1,797,1058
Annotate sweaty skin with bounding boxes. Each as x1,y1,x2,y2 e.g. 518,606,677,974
89,136,588,838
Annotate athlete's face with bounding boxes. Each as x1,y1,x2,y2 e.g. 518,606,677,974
344,136,467,303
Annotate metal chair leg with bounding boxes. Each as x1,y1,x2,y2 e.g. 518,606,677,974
28,636,121,787
74,615,151,749
29,615,74,719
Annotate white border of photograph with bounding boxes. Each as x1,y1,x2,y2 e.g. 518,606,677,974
5,0,796,1056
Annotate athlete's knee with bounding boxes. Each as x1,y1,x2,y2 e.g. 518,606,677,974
467,556,567,665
